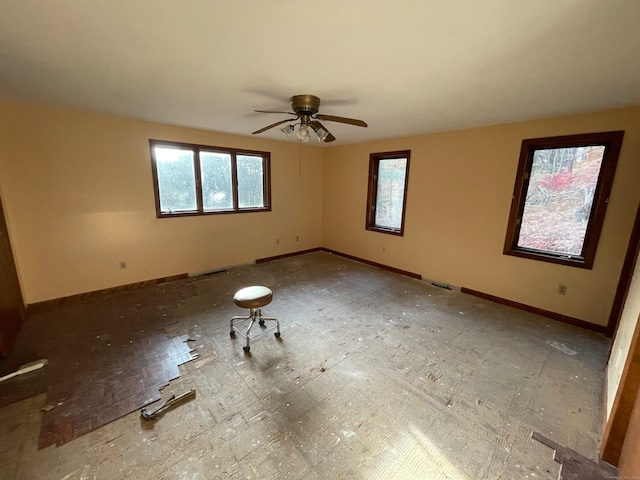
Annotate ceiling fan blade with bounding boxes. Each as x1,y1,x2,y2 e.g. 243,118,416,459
309,121,336,143
252,118,296,135
255,109,296,115
315,114,367,128
323,131,336,143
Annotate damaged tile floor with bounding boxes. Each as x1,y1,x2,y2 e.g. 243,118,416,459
0,251,611,479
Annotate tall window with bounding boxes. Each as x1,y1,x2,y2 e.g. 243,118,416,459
149,140,271,217
366,150,411,236
504,131,623,269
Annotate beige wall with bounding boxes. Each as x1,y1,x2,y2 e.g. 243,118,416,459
1,98,638,326
322,107,640,327
0,99,324,303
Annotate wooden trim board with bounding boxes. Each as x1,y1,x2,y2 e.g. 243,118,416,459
318,248,421,279
255,248,323,264
256,247,422,279
461,287,605,334
27,274,188,311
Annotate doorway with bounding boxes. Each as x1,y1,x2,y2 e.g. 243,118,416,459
0,192,25,356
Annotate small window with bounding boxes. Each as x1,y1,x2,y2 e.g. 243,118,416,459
366,150,411,236
504,131,624,269
149,140,271,217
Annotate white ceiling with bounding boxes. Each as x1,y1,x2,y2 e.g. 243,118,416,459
1,1,639,146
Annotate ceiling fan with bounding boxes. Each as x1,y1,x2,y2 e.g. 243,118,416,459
252,94,367,143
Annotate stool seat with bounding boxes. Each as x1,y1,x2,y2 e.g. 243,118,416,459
234,286,273,309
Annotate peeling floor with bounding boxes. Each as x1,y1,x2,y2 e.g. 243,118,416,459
0,251,611,479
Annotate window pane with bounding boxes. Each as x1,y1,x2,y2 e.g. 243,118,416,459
201,151,233,210
375,158,407,229
154,147,197,212
237,155,264,208
517,146,605,256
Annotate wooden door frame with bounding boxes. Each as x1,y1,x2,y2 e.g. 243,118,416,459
600,201,640,464
606,202,640,338
0,192,25,356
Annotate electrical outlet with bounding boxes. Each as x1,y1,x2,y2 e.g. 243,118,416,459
557,284,567,295
119,261,127,270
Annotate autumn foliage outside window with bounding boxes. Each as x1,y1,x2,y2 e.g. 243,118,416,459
504,131,624,269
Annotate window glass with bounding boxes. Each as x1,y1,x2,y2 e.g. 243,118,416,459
517,146,604,255
154,147,197,212
237,155,265,208
374,158,407,230
201,151,233,210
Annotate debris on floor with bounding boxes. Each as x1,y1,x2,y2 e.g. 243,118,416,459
0,359,48,383
532,432,617,480
140,388,196,421
546,340,578,356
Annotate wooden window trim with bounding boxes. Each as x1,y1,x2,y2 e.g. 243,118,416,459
503,131,624,269
149,139,271,218
366,150,411,236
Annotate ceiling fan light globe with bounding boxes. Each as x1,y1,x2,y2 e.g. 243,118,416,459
315,127,329,142
281,124,295,137
296,124,310,141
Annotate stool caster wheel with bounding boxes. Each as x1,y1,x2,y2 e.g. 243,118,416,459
274,332,281,338
230,331,235,338
259,320,265,327
243,346,250,353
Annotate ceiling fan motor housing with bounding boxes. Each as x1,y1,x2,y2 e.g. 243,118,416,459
291,94,321,115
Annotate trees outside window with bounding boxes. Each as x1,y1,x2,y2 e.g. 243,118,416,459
149,140,270,218
504,131,624,269
366,150,411,236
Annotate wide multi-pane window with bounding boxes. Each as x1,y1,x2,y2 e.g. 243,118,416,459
150,140,270,217
366,150,411,236
504,131,623,269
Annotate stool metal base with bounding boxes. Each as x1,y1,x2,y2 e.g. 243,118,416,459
230,307,280,353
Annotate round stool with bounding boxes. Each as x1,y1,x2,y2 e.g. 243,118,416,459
230,286,281,353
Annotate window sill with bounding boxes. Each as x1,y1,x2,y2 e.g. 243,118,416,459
503,247,591,269
157,207,271,218
366,225,404,236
